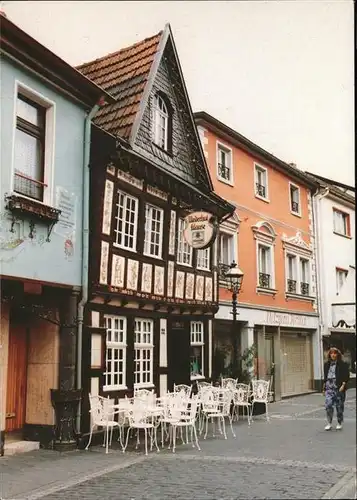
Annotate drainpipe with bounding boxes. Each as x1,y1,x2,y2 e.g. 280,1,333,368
312,186,330,388
76,97,106,433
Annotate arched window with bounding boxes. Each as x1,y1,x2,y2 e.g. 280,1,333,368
153,94,169,150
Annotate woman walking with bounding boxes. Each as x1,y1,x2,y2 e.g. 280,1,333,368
323,347,350,430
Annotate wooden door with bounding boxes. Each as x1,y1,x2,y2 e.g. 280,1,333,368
168,320,190,390
6,323,28,432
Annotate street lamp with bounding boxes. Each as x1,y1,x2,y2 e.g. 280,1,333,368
225,261,244,376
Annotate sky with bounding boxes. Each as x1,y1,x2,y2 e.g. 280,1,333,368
2,1,354,186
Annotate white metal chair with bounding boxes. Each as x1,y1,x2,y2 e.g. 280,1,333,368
173,384,192,397
197,381,212,389
268,375,275,403
251,379,271,422
221,377,238,390
201,388,235,439
232,383,252,425
197,384,214,432
86,394,124,454
159,392,190,448
167,395,201,453
123,404,160,456
134,388,156,406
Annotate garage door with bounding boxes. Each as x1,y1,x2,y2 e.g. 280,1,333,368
281,334,312,397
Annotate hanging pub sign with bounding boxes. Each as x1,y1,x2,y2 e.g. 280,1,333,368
183,211,217,249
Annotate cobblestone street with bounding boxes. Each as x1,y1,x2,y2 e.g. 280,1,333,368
1,390,356,500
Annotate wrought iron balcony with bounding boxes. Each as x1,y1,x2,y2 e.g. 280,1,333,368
256,183,266,198
287,279,297,293
259,272,271,288
300,282,310,296
218,163,231,182
291,201,299,213
14,171,45,202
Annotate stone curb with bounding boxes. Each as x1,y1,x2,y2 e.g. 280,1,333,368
321,470,356,499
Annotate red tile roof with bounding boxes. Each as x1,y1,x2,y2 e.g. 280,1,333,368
77,32,163,139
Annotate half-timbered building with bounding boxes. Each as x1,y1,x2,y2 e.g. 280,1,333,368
77,24,234,433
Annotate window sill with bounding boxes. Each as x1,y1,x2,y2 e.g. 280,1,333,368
285,292,315,302
290,210,302,218
191,375,205,381
152,142,173,158
134,383,155,390
256,287,277,296
143,252,163,261
103,385,128,392
113,243,137,253
333,231,352,240
217,175,234,187
197,267,211,272
255,194,270,203
176,261,193,268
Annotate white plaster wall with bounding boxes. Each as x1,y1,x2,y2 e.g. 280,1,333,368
315,194,355,335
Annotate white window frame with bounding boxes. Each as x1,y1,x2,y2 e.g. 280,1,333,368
177,218,193,266
299,257,311,295
134,318,154,389
289,182,301,217
286,253,298,293
336,268,348,295
196,247,210,271
152,94,169,150
254,163,269,202
218,231,235,267
333,209,350,237
103,315,127,391
252,221,277,294
286,254,298,280
216,141,233,186
143,203,164,259
257,243,275,289
12,81,56,206
216,212,239,269
190,321,205,380
114,190,139,251
284,252,312,297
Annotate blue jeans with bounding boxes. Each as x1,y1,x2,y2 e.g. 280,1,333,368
325,383,346,424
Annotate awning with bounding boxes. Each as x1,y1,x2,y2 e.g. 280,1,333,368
332,303,355,329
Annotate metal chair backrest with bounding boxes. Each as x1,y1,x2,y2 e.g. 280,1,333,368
221,378,238,390
173,384,192,397
251,379,270,402
233,383,250,404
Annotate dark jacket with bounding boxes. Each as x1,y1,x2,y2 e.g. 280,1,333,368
323,360,350,391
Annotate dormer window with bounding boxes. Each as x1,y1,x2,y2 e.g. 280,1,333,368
153,94,169,150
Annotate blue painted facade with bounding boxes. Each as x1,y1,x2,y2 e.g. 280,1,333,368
0,58,87,287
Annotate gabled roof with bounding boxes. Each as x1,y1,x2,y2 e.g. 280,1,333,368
194,111,318,190
77,24,214,192
0,12,115,108
76,32,162,139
